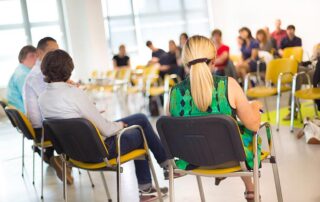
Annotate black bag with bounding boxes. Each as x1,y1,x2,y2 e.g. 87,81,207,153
148,97,159,116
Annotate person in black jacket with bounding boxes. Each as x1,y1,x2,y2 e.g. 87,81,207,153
314,58,320,110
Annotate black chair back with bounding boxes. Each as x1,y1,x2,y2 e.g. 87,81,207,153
43,118,109,163
156,115,246,167
1,102,17,128
5,107,35,140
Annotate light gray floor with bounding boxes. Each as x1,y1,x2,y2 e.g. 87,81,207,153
0,91,319,202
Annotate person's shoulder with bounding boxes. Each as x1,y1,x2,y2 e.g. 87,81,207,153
113,55,119,60
221,44,230,51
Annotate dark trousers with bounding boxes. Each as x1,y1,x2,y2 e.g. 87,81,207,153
104,113,167,187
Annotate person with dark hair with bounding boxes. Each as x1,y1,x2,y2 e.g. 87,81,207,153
236,27,260,80
38,49,173,199
22,37,75,184
179,32,188,48
112,44,130,69
7,45,37,113
146,40,166,64
211,29,230,76
271,19,287,49
279,25,302,56
159,40,180,78
256,29,274,52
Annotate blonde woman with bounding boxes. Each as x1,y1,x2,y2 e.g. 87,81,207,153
167,35,263,202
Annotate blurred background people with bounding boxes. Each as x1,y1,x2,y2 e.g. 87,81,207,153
211,29,230,76
113,44,131,69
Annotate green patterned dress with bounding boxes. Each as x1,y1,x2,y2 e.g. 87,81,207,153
169,75,262,170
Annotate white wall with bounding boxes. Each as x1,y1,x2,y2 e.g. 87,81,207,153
210,0,320,59
62,0,110,81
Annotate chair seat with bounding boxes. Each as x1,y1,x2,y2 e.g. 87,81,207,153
127,86,140,94
295,88,320,100
68,149,147,170
149,87,165,96
35,140,53,148
246,86,291,98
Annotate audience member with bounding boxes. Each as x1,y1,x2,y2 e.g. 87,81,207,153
159,40,179,78
146,41,166,64
39,49,174,198
271,19,287,49
167,35,263,201
236,27,260,80
279,25,302,56
211,29,230,76
179,32,188,48
256,29,274,52
7,45,37,113
113,44,130,69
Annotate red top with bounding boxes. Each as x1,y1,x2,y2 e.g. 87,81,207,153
271,29,287,48
215,44,230,70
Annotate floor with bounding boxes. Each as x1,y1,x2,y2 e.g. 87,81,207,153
0,91,319,202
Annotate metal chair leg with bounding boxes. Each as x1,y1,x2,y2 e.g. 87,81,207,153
32,144,35,185
100,172,112,202
41,146,44,199
87,171,95,188
263,97,270,121
290,93,296,133
62,156,68,202
314,102,319,117
22,136,24,177
272,163,283,202
276,92,281,132
196,176,205,202
169,164,175,202
116,163,121,202
253,135,260,202
148,155,163,202
296,99,303,123
78,169,81,175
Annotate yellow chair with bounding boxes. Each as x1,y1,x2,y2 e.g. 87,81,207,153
157,115,283,202
229,54,242,66
43,119,163,202
282,47,303,63
290,72,320,132
4,106,53,199
245,58,298,131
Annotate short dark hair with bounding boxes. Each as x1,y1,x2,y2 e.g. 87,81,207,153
239,27,253,39
146,40,152,47
37,37,57,51
211,29,222,37
287,25,296,31
41,49,74,83
18,45,36,63
180,32,189,39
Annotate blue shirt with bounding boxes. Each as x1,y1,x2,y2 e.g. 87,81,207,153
7,64,31,113
280,36,302,49
241,39,259,60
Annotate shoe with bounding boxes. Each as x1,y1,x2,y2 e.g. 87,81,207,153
139,186,168,197
214,177,226,186
163,170,186,180
50,156,74,185
282,112,297,121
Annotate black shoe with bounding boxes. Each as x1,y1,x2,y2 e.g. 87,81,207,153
139,186,168,197
214,177,226,186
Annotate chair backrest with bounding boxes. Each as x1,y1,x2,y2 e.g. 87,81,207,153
265,58,298,85
156,115,246,167
116,68,131,81
282,47,303,63
5,106,35,140
43,118,109,163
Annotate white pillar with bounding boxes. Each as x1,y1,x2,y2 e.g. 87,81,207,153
62,0,110,81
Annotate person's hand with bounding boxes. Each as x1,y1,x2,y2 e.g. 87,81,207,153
249,100,263,112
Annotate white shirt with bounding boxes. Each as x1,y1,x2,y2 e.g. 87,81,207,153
38,82,123,138
23,60,47,128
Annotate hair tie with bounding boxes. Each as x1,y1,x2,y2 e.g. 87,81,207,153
186,58,209,67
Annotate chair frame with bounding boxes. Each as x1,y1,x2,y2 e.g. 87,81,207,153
157,116,283,202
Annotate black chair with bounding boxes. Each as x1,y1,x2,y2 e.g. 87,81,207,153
0,100,16,128
156,115,283,202
43,118,163,202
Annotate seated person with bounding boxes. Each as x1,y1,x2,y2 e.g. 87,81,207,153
236,27,260,81
38,49,172,197
271,19,287,50
278,25,302,56
256,29,274,53
158,40,180,79
7,45,37,113
211,29,230,76
113,44,130,69
146,41,165,65
167,35,263,202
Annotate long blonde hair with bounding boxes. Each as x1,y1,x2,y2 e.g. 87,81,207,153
182,35,216,112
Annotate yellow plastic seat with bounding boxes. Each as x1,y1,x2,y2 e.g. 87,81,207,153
149,86,165,96
295,88,320,100
246,85,291,98
282,47,303,63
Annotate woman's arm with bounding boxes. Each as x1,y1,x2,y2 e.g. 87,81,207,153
228,77,262,131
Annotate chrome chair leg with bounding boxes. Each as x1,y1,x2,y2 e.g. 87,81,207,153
62,156,68,202
87,171,95,188
272,162,283,202
100,172,112,202
22,135,24,177
276,92,281,132
40,146,44,199
196,176,205,202
290,90,296,133
148,154,163,202
314,102,319,117
263,97,270,121
32,144,35,185
297,99,303,123
116,163,121,202
169,164,175,202
253,135,260,202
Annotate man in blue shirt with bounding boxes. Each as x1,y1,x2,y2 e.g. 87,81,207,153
279,25,302,56
7,45,37,113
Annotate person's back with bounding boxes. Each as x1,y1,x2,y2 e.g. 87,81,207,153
7,45,37,113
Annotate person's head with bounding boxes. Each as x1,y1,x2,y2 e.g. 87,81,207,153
146,40,153,49
41,49,74,83
275,19,282,30
239,27,253,40
263,26,270,35
169,40,177,53
18,45,37,68
37,37,59,61
179,33,189,47
256,29,267,44
182,35,216,112
211,29,222,45
119,44,126,56
286,25,296,38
